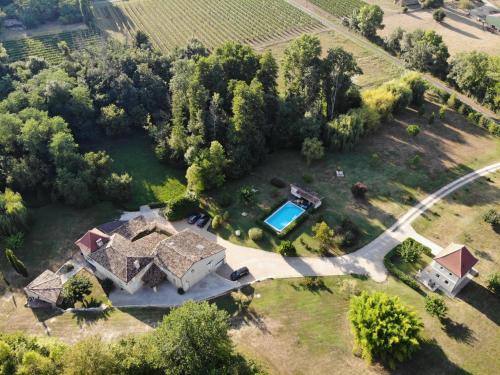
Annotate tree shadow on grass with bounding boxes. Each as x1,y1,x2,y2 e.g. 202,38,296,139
441,318,477,345
290,276,333,294
71,307,113,327
391,339,472,375
458,281,500,326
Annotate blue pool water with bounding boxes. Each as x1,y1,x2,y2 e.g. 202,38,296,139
265,201,305,232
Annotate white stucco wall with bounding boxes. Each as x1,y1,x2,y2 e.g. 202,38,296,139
85,256,152,294
180,251,226,291
430,261,465,294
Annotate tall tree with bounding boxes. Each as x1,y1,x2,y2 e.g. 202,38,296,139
322,48,362,120
282,35,322,113
352,4,384,39
148,301,233,374
5,249,28,277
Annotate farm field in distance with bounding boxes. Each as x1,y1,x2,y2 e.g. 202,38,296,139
308,0,366,17
92,0,324,51
2,28,104,63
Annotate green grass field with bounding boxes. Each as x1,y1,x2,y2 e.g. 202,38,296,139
414,170,500,289
94,136,187,210
222,273,500,375
2,28,104,63
309,0,367,17
93,0,324,51
205,95,500,255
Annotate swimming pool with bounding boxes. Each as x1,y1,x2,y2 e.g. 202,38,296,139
264,201,305,232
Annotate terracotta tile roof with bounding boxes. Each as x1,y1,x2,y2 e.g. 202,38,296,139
111,215,153,240
24,270,62,304
89,232,168,283
154,229,225,278
75,228,110,253
434,244,478,278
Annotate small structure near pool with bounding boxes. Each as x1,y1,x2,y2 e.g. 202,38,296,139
417,244,478,297
264,185,322,234
290,184,322,209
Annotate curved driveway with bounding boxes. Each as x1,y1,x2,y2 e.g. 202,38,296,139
171,162,500,283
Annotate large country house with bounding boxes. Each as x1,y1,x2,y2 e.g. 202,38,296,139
75,216,226,294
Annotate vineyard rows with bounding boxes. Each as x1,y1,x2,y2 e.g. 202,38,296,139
3,29,104,63
309,0,366,18
93,0,324,51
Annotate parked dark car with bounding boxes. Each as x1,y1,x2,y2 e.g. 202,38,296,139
188,213,202,224
230,267,249,281
196,214,210,228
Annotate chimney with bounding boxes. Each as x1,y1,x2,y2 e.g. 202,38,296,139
133,259,141,270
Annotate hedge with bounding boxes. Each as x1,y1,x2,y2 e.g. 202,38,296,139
384,247,423,293
163,194,199,221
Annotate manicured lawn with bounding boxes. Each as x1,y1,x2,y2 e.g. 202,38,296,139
94,136,187,210
392,252,433,276
205,95,500,255
74,269,112,308
219,275,500,375
413,170,500,289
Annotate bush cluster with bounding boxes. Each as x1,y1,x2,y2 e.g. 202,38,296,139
163,194,199,221
248,227,263,241
384,247,423,292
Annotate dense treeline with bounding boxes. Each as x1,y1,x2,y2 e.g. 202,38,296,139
0,301,264,375
1,27,497,238
0,0,91,29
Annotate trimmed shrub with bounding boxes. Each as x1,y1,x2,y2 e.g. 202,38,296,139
384,248,422,292
248,227,264,241
277,240,297,256
270,177,286,188
433,8,446,22
401,72,427,107
439,106,446,120
4,232,24,251
163,194,199,221
424,295,448,319
487,272,500,295
211,215,222,230
5,249,28,277
447,94,458,109
362,86,397,120
398,238,432,262
351,182,368,199
422,0,443,8
382,79,413,113
406,124,421,137
483,209,499,226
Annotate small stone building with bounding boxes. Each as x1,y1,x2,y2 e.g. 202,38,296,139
24,270,63,308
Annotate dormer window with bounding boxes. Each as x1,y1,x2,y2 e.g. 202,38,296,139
96,238,104,247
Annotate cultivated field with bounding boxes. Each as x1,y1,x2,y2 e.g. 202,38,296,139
2,28,104,63
93,0,324,51
309,0,366,17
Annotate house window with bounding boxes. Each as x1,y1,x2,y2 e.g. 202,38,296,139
449,273,452,276
445,280,449,284
207,261,212,265
435,274,440,278
440,266,443,269
191,269,195,273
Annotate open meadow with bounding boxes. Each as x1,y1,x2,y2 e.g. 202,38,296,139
205,93,500,256
93,0,324,51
